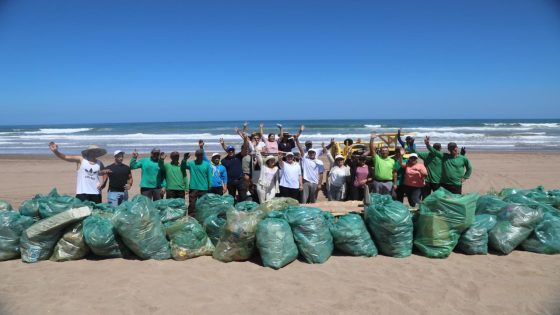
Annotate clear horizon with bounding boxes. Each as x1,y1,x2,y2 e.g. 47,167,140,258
1,1,559,124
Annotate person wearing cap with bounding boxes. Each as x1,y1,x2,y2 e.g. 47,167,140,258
203,150,228,196
160,151,189,199
296,135,324,203
347,154,374,201
397,128,416,154
278,151,303,200
396,152,427,207
48,142,108,203
183,141,213,215
254,150,280,202
277,124,304,153
424,137,472,194
323,142,350,201
369,132,396,195
100,150,132,206
219,134,249,202
130,147,165,201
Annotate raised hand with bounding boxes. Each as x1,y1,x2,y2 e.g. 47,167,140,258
370,131,377,139
199,140,205,149
183,152,190,160
259,122,264,129
132,149,139,158
159,152,167,160
299,125,305,132
424,136,430,145
219,138,225,145
321,142,326,149
276,123,283,129
460,147,466,155
330,138,335,144
48,142,58,152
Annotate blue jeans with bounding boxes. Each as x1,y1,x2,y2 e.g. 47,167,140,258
108,191,128,207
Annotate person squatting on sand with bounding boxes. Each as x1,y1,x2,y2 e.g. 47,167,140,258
49,142,109,203
100,150,133,206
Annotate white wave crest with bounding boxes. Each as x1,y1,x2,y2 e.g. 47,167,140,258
364,124,382,128
23,128,94,134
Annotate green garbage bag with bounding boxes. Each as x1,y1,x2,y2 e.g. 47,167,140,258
0,200,13,211
203,213,226,246
364,194,411,257
165,216,214,260
112,196,171,260
414,188,478,258
329,213,377,257
488,204,542,254
0,211,34,260
235,201,259,211
38,189,82,219
213,206,264,262
499,186,545,198
194,193,235,224
50,222,89,262
19,198,41,219
457,214,497,255
154,198,187,223
83,211,129,258
284,206,333,264
20,206,92,263
476,195,508,215
256,211,298,269
256,197,299,214
520,212,560,254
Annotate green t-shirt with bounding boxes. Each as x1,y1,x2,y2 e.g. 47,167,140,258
130,157,164,189
184,160,212,191
373,154,395,181
417,151,442,184
426,146,472,186
161,162,188,190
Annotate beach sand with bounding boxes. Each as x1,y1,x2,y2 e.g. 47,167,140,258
1,152,560,314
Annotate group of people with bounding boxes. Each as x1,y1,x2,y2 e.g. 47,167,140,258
48,123,473,215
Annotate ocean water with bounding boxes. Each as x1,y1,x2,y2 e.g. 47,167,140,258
0,119,559,154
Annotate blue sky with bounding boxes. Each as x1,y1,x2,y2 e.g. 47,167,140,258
0,0,559,124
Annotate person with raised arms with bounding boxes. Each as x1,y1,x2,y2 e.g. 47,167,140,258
424,136,473,194
322,140,350,201
219,128,249,202
277,151,303,201
130,147,165,201
295,135,324,203
182,142,213,215
159,151,189,200
369,131,396,195
100,150,132,206
200,140,228,196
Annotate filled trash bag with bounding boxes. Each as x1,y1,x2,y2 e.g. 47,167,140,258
213,206,264,262
488,204,542,254
50,222,89,262
414,188,478,258
154,198,187,223
457,214,497,255
235,201,259,211
20,206,92,263
256,197,299,214
203,213,226,246
256,211,298,269
83,211,129,258
364,194,411,257
329,213,377,257
38,190,83,219
165,216,214,260
499,186,544,198
0,200,13,211
0,211,34,260
520,212,560,254
194,193,235,224
284,206,333,264
476,195,508,215
112,196,171,260
19,198,41,219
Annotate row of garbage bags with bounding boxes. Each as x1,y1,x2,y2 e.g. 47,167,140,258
0,186,559,269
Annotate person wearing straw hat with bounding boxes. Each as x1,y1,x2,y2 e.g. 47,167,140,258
48,142,108,203
254,150,280,202
322,141,350,201
100,150,133,206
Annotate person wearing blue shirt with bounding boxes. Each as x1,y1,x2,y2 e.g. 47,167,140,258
203,149,228,195
397,128,416,154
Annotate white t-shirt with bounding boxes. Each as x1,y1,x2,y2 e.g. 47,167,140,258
304,147,324,157
279,161,301,189
76,159,103,195
302,157,324,184
329,165,350,187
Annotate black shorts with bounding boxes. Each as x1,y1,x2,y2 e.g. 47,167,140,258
76,194,102,203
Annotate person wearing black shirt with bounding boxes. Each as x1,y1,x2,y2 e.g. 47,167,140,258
101,150,133,206
219,132,249,202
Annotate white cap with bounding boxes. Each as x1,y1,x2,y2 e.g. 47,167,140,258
114,150,124,156
286,152,294,156
334,154,344,160
308,148,316,153
211,153,221,158
408,153,418,158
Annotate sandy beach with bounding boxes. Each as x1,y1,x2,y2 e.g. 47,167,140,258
1,152,560,315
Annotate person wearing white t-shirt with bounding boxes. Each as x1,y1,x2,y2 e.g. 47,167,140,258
322,142,350,201
278,151,302,201
296,136,324,204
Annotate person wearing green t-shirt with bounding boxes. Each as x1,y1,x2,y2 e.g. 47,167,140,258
369,131,396,195
392,148,407,202
130,148,165,201
160,151,189,199
424,136,472,194
182,148,212,215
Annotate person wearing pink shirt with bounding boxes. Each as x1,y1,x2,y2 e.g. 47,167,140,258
400,153,428,207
